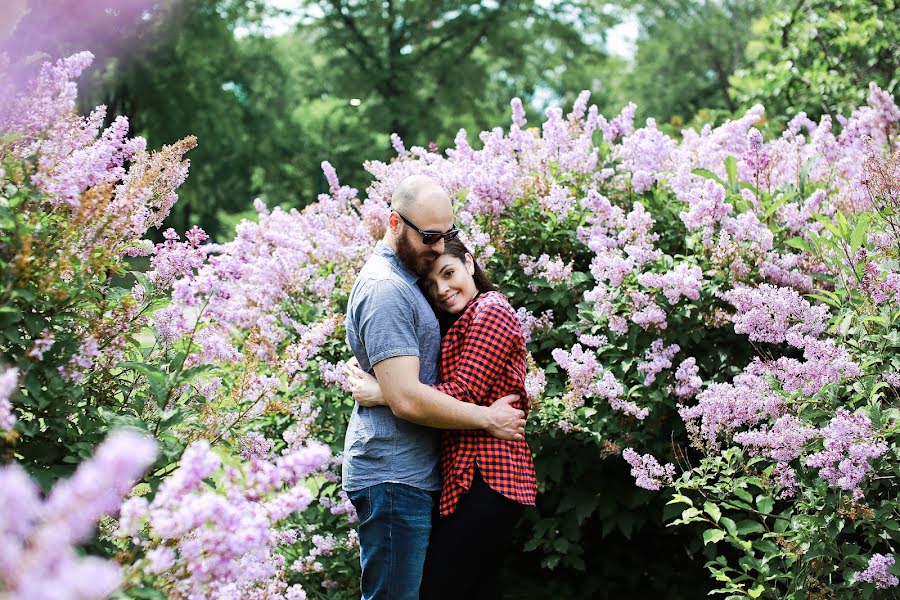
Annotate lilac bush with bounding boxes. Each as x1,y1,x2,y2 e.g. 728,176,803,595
2,49,899,598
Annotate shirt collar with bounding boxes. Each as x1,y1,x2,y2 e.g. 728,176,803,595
374,240,420,285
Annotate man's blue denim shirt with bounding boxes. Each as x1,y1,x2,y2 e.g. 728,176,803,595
342,241,441,493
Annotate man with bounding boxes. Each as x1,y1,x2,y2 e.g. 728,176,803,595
342,174,525,600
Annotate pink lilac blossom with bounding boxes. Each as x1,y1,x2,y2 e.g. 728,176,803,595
0,52,94,141
853,554,899,589
524,364,547,399
722,284,829,345
771,338,862,395
630,301,667,331
733,415,816,464
147,226,208,288
27,330,56,361
805,409,888,494
238,432,275,461
622,448,676,491
672,358,703,400
540,184,576,220
119,440,330,599
519,253,574,286
578,333,608,348
0,430,157,600
742,128,770,174
678,179,733,240
552,344,645,418
679,362,784,448
637,263,704,305
616,118,675,192
515,307,554,344
0,367,18,431
637,339,680,385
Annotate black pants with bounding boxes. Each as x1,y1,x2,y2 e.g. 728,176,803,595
419,466,525,600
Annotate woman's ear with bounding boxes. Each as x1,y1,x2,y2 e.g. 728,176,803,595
465,253,475,275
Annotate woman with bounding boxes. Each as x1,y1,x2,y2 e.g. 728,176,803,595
346,237,537,600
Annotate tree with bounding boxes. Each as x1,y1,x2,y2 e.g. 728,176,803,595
296,0,619,148
618,0,773,122
729,0,900,121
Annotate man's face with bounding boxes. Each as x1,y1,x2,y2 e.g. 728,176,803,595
395,225,445,276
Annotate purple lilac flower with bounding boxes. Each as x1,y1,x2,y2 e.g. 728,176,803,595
0,431,157,599
672,357,703,399
27,330,56,361
524,365,547,399
679,362,784,448
0,367,18,431
637,264,704,305
637,339,681,385
805,409,888,494
723,284,828,345
742,128,770,173
118,440,330,598
515,307,554,344
853,554,899,589
622,448,676,490
733,415,816,463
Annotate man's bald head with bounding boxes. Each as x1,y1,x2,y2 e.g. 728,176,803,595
390,175,449,215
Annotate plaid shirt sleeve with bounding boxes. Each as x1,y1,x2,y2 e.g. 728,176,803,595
432,301,521,406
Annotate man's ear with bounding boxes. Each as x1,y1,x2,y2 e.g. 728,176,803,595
387,211,401,233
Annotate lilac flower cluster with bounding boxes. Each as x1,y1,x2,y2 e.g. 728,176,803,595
853,554,899,589
637,339,681,385
0,431,157,599
622,448,676,490
519,253,574,285
147,226,208,288
516,307,554,344
672,358,703,400
0,367,18,431
723,284,829,344
637,264,704,305
679,363,784,448
524,362,547,399
552,345,647,419
118,439,330,599
805,409,888,495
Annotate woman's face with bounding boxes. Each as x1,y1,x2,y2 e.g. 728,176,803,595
426,253,478,314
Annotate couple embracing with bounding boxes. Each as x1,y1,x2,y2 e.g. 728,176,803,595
341,175,538,600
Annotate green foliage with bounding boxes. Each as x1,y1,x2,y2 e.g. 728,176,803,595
730,0,900,122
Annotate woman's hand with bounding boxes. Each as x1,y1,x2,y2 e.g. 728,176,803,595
344,357,386,407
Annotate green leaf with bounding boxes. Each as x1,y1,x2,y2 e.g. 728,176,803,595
756,495,774,514
704,501,722,523
692,168,726,186
849,214,871,251
724,155,737,190
748,585,765,598
703,529,726,545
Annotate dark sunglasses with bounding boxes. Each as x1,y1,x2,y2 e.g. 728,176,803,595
393,210,460,245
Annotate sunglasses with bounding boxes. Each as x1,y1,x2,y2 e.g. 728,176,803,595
393,210,460,245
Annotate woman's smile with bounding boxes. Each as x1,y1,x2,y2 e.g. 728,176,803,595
427,253,478,314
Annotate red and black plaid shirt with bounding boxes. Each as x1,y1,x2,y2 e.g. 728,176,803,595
432,291,538,516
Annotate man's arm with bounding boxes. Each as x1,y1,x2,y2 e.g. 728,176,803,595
372,355,525,441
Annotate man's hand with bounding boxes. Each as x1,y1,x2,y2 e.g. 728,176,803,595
344,357,387,407
484,394,526,440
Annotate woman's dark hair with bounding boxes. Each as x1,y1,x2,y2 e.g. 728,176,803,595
419,237,496,334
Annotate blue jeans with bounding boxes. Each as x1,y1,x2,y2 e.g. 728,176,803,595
348,482,434,600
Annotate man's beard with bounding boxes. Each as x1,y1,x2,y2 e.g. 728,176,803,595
396,230,439,276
